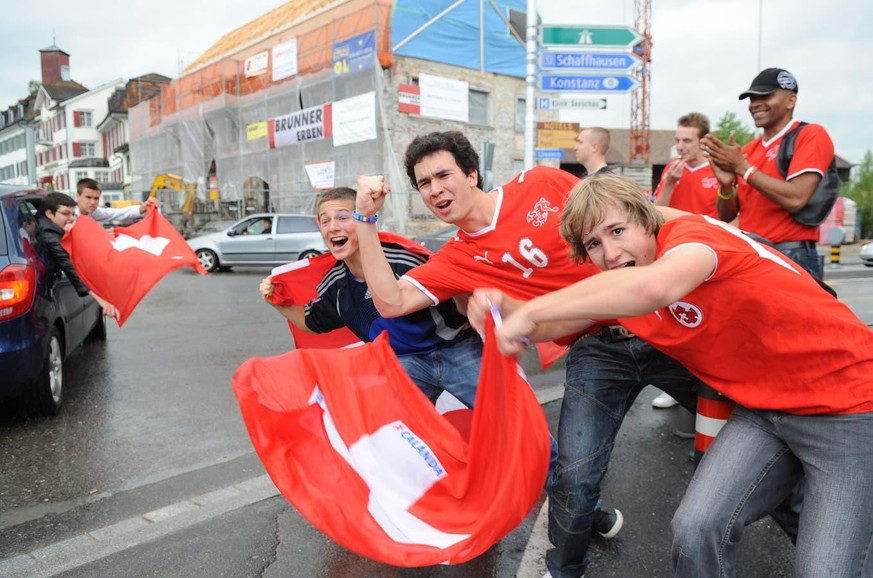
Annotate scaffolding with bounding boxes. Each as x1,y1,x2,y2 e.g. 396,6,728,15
128,0,414,230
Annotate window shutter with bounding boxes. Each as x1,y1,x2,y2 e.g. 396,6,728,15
74,111,81,127
73,142,82,157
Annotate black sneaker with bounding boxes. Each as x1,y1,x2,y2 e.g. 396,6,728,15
592,508,623,539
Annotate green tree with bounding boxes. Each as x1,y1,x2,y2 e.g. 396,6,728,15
711,112,755,146
841,149,873,239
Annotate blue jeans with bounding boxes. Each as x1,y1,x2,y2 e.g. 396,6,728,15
672,405,873,577
779,245,822,280
546,333,703,578
398,331,482,409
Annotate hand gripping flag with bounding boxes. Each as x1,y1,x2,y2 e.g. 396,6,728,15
267,232,433,350
61,206,206,326
231,317,550,566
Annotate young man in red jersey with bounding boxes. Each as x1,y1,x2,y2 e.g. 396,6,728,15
352,131,703,578
654,112,720,219
472,174,873,578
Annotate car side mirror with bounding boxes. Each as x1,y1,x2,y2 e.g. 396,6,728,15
227,230,236,237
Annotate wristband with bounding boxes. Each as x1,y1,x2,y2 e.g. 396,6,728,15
742,165,758,182
717,187,736,201
351,210,378,223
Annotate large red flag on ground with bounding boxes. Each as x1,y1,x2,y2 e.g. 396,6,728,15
61,207,205,326
231,318,550,567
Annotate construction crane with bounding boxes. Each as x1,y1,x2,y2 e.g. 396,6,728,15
629,0,652,165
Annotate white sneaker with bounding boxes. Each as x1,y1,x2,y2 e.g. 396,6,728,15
652,391,678,408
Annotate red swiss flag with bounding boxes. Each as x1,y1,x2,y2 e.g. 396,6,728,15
61,206,206,326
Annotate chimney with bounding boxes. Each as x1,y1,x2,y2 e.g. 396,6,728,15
40,44,70,85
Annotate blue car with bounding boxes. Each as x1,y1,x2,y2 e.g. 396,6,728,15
0,186,104,415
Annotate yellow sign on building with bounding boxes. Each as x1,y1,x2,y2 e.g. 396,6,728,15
247,121,268,141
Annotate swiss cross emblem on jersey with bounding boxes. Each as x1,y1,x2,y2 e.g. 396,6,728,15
526,198,560,227
668,301,703,328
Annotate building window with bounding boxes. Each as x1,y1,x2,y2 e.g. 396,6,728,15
74,110,93,128
515,98,526,133
95,172,111,183
469,89,489,125
79,142,96,157
74,171,89,183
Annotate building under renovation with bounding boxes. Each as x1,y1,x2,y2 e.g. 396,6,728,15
129,0,544,232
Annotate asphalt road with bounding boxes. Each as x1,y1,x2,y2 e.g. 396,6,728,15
1,264,870,577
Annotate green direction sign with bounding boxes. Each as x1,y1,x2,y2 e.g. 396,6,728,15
541,25,641,48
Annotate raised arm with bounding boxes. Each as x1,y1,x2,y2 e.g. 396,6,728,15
354,175,437,317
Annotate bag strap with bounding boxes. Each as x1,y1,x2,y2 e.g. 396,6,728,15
776,121,808,177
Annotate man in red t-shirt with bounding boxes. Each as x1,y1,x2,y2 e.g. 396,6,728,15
352,131,704,578
476,174,873,577
701,68,834,281
654,112,720,219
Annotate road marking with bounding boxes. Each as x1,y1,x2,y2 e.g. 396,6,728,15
0,476,279,578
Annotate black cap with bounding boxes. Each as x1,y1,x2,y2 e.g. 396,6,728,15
738,68,798,99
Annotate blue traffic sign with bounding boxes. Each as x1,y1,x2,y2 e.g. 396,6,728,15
536,149,564,159
540,74,638,93
540,51,639,71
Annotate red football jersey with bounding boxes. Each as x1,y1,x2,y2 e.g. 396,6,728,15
737,120,834,243
404,166,600,301
403,166,606,342
654,160,720,218
621,216,873,415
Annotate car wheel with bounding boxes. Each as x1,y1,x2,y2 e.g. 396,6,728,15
298,249,322,260
31,327,64,416
196,249,219,272
86,312,107,342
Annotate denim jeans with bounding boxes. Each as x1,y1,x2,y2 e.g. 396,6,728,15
779,245,822,280
397,331,482,409
546,333,703,578
672,405,873,577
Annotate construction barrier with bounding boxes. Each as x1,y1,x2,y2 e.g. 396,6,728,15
693,384,736,466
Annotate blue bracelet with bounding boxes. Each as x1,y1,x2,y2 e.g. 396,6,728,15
352,211,378,223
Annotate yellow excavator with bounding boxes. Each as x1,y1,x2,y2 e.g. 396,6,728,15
148,173,198,231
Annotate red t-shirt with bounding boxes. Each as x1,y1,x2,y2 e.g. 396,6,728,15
654,160,720,218
737,120,834,243
403,166,606,341
621,216,873,415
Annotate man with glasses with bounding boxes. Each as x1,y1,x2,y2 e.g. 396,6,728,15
37,192,119,319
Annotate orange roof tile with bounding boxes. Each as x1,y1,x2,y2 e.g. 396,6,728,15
184,0,343,72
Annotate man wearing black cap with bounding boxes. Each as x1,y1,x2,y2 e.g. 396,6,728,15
700,67,835,280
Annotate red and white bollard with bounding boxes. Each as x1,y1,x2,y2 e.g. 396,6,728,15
693,384,736,466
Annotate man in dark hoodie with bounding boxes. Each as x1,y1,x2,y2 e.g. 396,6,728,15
36,192,119,319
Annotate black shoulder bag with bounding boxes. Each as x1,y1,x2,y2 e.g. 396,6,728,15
776,122,840,227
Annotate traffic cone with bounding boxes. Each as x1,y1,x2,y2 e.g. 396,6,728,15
693,384,735,467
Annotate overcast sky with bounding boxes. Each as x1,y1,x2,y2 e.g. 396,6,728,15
2,0,870,163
